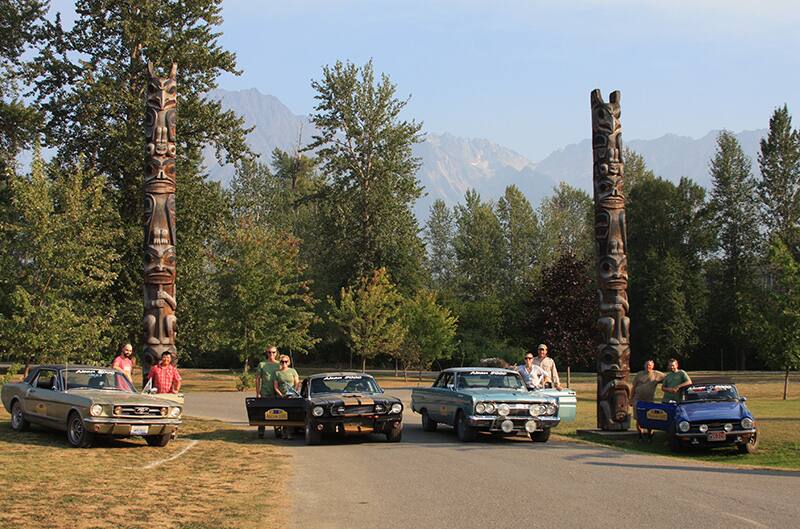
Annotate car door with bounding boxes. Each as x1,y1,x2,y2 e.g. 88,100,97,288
426,372,450,422
25,369,59,425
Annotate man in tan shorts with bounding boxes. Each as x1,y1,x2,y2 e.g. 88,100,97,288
631,359,665,440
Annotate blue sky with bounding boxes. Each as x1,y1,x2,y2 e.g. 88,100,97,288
53,0,800,161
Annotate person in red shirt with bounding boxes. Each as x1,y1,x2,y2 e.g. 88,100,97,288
111,343,136,383
147,351,182,394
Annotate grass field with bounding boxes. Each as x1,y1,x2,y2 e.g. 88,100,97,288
555,372,800,470
0,411,288,529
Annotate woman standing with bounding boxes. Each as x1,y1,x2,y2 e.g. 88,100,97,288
273,355,301,439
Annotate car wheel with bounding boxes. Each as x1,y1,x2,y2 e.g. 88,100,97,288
529,428,551,443
145,434,171,447
738,431,759,454
67,411,94,448
667,425,683,453
421,409,438,432
304,422,321,445
10,400,29,432
455,411,476,442
385,422,402,442
257,426,265,439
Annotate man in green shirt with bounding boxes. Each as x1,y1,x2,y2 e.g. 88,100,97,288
661,358,692,403
255,346,279,398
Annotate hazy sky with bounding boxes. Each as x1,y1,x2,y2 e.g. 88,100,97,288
53,0,800,161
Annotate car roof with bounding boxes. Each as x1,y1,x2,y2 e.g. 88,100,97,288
441,367,517,373
308,372,376,379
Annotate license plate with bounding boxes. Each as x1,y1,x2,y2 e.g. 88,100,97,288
130,425,149,435
265,409,288,420
707,431,726,442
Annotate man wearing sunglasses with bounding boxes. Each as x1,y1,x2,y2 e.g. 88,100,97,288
516,352,549,390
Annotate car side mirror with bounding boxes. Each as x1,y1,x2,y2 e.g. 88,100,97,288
668,400,677,405
739,396,747,402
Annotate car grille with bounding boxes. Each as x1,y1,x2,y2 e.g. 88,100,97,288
117,405,166,417
689,421,740,433
334,405,374,416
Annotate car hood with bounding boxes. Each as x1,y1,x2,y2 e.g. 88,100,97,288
65,390,182,406
679,401,746,422
309,392,400,406
459,388,555,403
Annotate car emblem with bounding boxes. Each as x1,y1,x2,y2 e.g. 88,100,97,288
135,406,149,414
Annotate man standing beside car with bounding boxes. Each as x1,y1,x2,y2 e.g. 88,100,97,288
661,358,691,403
533,344,562,390
517,351,549,389
112,343,136,383
255,346,280,399
631,359,665,440
148,351,182,394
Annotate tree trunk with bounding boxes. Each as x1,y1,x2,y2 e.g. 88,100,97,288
418,370,422,383
349,350,353,370
362,357,366,373
567,366,571,388
395,358,398,377
784,368,790,400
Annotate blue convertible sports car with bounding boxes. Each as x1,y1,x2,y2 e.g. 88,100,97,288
636,381,758,454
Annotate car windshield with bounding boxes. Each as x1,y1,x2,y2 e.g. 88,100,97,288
63,368,135,392
310,375,381,396
683,384,739,402
457,371,524,390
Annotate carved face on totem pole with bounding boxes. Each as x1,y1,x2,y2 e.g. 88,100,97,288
144,63,177,194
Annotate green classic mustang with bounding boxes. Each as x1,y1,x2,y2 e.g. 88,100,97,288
411,368,565,442
2,365,183,448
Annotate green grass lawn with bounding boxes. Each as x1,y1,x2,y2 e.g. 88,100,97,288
556,372,800,469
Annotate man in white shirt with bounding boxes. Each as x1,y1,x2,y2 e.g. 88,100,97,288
516,351,548,389
533,344,562,390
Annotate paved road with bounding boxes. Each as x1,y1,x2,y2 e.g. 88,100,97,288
186,390,799,529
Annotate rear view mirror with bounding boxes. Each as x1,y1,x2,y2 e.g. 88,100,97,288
446,384,455,391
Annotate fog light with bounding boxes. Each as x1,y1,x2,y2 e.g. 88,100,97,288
160,407,168,416
113,406,122,416
699,424,708,433
501,419,514,433
525,420,537,433
316,424,324,431
724,423,733,432
498,404,510,417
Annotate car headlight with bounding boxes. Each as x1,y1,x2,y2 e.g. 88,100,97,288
374,403,385,413
529,404,543,416
741,417,754,429
545,403,557,416
312,406,324,417
497,404,510,417
698,424,708,433
475,403,486,414
390,403,402,414
484,403,496,414
723,423,733,432
678,420,690,433
89,404,104,417
169,407,181,418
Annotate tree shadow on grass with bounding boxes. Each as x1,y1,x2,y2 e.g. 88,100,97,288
0,423,152,449
583,460,800,477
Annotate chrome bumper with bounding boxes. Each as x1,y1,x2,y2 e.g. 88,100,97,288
676,428,756,439
83,417,181,436
467,415,560,431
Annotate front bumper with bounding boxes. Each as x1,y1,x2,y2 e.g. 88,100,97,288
468,415,560,432
675,428,756,445
83,417,182,436
310,414,402,435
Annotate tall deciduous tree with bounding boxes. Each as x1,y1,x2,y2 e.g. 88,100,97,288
307,60,425,293
758,105,800,248
328,268,406,372
622,147,656,198
708,131,761,370
452,189,504,298
424,199,456,291
538,182,593,267
401,290,457,376
0,150,121,373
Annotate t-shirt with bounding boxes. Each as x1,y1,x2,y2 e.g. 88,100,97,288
533,356,560,386
632,370,665,403
517,364,547,389
274,368,299,395
661,370,691,402
257,361,279,397
112,355,134,381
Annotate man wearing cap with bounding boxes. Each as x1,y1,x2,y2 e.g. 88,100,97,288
533,344,562,390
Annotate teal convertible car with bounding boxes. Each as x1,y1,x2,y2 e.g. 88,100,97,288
411,368,575,442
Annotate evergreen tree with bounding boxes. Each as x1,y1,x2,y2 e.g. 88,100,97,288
328,268,406,372
708,131,761,370
496,185,539,294
307,60,425,293
0,150,121,373
538,182,593,268
452,190,504,298
424,199,456,291
758,105,800,248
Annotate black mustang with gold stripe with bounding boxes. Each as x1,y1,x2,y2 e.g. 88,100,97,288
246,372,403,445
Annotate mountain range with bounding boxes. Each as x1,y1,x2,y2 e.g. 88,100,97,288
204,88,766,221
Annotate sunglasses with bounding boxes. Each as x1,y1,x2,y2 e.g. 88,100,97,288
280,360,289,364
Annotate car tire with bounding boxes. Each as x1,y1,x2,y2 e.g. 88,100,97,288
421,409,438,432
145,433,172,447
738,431,759,454
10,400,29,432
304,422,321,445
455,411,477,442
529,428,551,443
257,426,265,439
667,425,683,453
385,423,402,442
67,411,95,448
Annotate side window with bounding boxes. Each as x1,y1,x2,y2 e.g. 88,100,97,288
35,370,57,390
435,373,452,388
433,373,446,388
300,379,309,398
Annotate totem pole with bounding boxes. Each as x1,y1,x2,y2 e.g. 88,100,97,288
591,89,631,431
143,63,178,373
